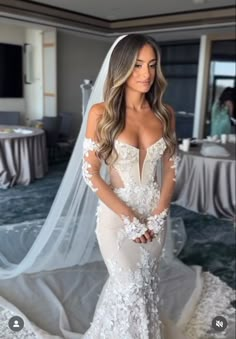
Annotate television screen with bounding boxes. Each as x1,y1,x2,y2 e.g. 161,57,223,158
0,43,23,98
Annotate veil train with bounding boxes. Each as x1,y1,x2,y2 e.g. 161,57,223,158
0,35,235,339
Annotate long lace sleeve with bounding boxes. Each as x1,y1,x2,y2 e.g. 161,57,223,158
165,134,180,183
151,106,179,216
82,137,100,192
82,104,148,240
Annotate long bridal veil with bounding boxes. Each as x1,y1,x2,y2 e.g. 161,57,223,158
0,35,235,339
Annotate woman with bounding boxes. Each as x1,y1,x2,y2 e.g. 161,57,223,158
82,34,178,338
210,87,235,136
0,35,234,339
81,35,235,338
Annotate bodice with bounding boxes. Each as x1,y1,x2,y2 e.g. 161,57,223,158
109,137,166,187
108,138,167,217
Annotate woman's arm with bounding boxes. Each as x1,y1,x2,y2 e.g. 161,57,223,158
83,103,150,241
153,105,177,215
83,103,135,219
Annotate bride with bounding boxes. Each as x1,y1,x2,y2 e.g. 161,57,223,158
82,33,178,338
0,34,235,339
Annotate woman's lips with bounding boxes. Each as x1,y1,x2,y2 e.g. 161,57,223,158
139,81,151,84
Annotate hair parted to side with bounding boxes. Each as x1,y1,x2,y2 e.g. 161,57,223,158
96,34,176,164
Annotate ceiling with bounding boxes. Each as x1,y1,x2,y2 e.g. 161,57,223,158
0,0,235,40
29,0,235,20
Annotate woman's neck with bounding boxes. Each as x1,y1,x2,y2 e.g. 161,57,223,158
125,91,148,111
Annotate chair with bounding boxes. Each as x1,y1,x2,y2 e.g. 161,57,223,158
58,112,74,142
56,113,76,158
0,111,21,125
42,116,61,162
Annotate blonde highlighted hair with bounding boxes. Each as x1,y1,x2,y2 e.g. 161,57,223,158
96,34,176,164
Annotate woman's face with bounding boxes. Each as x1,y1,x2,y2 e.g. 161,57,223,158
126,44,157,93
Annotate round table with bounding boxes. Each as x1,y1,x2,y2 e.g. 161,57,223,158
172,141,236,219
0,125,48,188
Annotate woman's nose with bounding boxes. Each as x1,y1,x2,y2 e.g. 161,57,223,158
142,65,150,77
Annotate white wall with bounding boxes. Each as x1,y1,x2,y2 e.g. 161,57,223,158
0,23,111,131
0,23,25,121
57,31,111,135
24,29,43,121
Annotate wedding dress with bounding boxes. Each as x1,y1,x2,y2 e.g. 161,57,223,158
81,132,235,339
82,136,169,338
0,35,235,339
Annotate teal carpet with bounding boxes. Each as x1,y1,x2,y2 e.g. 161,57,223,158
0,161,235,289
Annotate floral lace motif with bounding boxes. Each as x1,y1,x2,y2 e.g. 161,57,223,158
83,247,163,339
82,138,99,192
121,215,148,240
169,153,180,182
114,182,160,219
147,208,169,236
113,138,166,186
184,272,236,339
0,306,37,338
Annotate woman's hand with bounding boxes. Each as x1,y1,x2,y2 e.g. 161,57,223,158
122,215,147,240
121,214,157,244
133,229,155,243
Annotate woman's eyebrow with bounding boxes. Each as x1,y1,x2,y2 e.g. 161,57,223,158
136,58,157,62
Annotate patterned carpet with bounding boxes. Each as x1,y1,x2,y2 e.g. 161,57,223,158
0,161,235,289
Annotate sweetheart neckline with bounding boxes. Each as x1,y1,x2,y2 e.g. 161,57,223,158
115,137,164,151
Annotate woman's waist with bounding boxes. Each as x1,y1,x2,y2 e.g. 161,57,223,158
110,181,161,216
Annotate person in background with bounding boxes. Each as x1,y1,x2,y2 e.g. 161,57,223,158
210,86,235,136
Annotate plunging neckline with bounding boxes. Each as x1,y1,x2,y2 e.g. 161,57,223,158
114,137,165,183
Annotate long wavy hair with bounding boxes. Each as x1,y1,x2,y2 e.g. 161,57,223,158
96,34,176,164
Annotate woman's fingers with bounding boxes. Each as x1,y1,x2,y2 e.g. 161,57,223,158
149,230,155,237
133,231,155,243
140,235,147,243
144,231,152,242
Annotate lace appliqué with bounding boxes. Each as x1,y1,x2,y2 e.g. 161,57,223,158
147,208,169,236
184,272,236,339
169,153,180,182
0,306,37,338
121,215,148,240
83,247,163,339
82,138,99,192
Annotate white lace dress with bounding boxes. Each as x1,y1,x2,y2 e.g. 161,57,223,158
0,137,234,339
81,137,235,339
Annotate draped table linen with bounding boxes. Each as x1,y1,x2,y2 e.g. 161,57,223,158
172,142,235,219
0,125,48,188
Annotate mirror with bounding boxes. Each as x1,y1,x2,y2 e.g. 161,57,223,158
205,39,236,136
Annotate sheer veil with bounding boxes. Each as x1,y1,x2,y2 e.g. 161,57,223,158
0,33,195,339
0,34,184,280
0,34,234,339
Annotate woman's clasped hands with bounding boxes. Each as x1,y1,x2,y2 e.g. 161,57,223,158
122,208,169,244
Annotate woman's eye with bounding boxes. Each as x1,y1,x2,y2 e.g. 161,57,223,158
134,64,142,68
150,64,156,68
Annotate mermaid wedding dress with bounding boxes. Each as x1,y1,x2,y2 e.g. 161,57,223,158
0,138,235,339
81,135,235,339
82,136,169,338
0,35,235,339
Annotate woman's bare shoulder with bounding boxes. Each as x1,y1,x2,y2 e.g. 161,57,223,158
164,103,175,116
89,102,106,119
